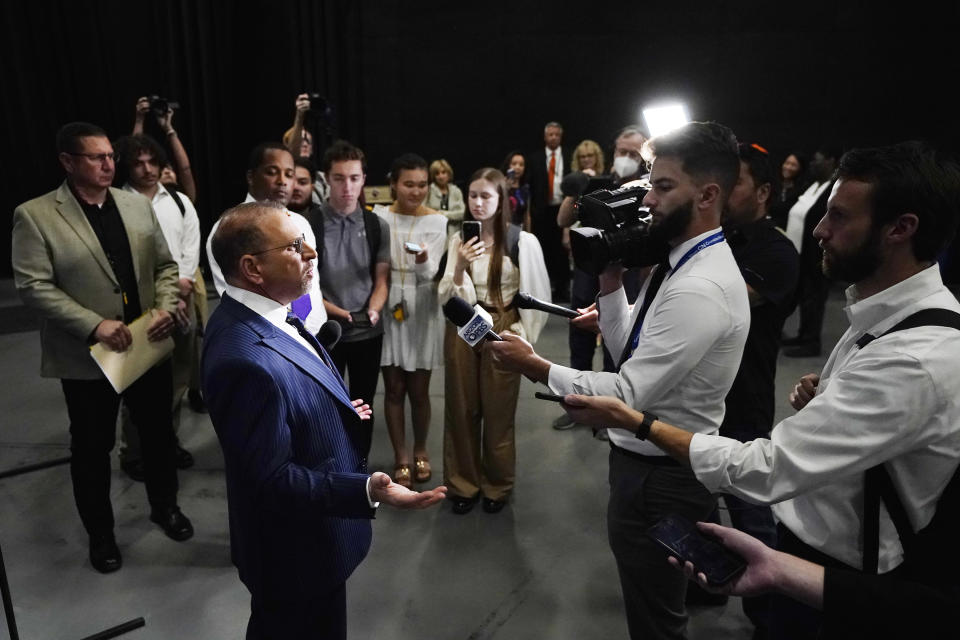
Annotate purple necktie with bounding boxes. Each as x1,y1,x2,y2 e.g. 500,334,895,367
290,294,312,322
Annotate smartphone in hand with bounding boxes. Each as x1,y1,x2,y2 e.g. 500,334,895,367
462,221,481,245
647,514,746,586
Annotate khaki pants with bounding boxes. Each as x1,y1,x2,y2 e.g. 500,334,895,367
442,307,521,501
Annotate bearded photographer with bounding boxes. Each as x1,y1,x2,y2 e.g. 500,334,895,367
487,121,750,640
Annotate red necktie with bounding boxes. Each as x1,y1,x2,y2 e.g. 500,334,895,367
547,151,556,200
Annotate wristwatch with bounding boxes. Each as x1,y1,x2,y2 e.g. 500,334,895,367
635,411,658,441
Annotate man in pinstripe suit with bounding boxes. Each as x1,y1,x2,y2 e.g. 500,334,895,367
203,201,445,639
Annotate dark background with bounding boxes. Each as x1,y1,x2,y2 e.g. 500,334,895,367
2,1,958,277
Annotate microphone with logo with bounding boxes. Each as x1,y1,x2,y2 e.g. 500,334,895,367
442,296,503,346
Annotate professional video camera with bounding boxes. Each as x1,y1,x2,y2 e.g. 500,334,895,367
147,95,180,117
568,181,669,275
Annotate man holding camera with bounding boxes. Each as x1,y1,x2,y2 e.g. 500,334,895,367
560,141,960,640
489,122,750,639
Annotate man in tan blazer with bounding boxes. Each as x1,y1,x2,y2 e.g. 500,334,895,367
11,122,194,574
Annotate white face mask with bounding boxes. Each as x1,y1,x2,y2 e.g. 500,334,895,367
612,155,640,178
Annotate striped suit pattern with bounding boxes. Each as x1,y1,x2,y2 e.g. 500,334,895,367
202,293,374,607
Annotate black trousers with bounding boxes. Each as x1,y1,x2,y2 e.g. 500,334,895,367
329,335,383,459
795,266,830,344
61,360,178,540
534,204,570,300
569,269,615,372
247,584,346,640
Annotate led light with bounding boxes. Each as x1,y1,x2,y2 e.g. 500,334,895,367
642,103,690,138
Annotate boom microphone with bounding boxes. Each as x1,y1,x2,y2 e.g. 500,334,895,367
442,296,503,346
514,291,580,319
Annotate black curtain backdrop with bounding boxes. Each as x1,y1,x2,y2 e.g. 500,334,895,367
2,1,958,277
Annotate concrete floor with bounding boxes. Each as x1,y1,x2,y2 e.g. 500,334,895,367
0,277,846,639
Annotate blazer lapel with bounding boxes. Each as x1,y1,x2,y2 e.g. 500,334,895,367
55,182,118,285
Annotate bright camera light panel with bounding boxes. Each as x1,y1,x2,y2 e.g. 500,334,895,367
642,103,690,138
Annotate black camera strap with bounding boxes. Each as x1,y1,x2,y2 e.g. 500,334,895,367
616,260,670,367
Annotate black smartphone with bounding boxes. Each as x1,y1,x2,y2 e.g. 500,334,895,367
462,221,481,244
349,311,373,328
646,514,746,586
534,391,566,403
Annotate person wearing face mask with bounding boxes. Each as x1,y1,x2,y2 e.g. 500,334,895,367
438,167,550,514
373,154,448,489
552,127,648,432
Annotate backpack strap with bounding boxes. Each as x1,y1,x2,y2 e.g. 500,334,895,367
860,308,960,573
362,208,381,278
166,188,187,216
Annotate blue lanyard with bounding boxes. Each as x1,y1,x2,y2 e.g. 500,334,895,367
624,230,725,358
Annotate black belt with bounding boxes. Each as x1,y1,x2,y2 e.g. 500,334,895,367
609,441,680,467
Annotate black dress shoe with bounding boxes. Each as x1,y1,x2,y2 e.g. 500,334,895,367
451,495,477,515
150,506,194,541
89,536,122,574
482,498,506,514
780,334,804,347
120,459,145,482
175,445,195,469
187,389,207,413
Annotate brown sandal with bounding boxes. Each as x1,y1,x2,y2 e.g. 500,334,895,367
394,464,412,488
414,456,432,483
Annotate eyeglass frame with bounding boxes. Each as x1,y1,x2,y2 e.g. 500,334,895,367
250,233,306,256
65,151,118,163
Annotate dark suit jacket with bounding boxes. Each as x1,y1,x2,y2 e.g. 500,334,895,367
799,181,834,277
527,146,571,219
202,294,374,602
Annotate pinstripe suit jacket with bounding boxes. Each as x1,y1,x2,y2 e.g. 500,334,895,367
202,294,374,601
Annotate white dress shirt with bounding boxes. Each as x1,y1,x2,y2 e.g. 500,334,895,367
784,180,831,252
548,228,750,455
124,183,200,281
690,265,960,573
206,194,327,333
225,283,376,507
545,147,564,205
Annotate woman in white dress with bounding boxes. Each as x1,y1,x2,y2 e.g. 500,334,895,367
437,167,550,514
374,154,448,488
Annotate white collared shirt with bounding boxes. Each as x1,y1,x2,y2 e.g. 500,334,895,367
690,265,960,573
548,227,750,455
545,147,564,205
124,183,200,280
784,180,831,252
206,193,327,333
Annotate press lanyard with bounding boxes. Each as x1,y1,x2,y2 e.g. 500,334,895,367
623,230,725,359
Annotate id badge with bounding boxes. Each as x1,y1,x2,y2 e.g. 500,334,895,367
392,301,407,323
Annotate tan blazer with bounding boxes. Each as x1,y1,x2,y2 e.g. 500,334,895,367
11,182,179,380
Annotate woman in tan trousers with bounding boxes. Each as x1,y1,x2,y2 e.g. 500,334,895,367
438,167,549,515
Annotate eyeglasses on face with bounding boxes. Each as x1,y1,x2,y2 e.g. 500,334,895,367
67,152,117,163
251,233,306,256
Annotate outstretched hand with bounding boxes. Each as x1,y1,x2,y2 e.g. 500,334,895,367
369,472,447,509
668,522,780,598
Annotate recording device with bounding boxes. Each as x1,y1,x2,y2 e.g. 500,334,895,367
569,181,669,276
646,514,747,586
462,221,481,244
316,320,342,351
534,391,566,403
304,92,335,131
404,242,423,253
147,95,180,117
442,296,503,347
514,291,579,319
348,311,373,329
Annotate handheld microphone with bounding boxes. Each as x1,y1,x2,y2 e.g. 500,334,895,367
514,291,580,319
316,320,342,351
442,296,503,346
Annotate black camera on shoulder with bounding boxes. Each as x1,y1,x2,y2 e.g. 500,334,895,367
569,182,669,276
148,95,180,117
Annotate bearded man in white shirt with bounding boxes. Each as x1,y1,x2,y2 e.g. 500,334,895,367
561,141,960,640
489,121,750,640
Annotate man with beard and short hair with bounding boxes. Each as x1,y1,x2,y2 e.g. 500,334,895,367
488,122,750,640
560,141,960,640
205,142,326,334
288,156,317,215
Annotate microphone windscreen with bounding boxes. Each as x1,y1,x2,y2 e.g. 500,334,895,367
442,296,476,327
316,320,342,351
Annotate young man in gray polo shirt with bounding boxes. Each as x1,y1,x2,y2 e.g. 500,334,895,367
313,141,390,459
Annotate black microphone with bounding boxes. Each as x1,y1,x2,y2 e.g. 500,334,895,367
514,291,580,319
316,320,342,351
442,296,503,346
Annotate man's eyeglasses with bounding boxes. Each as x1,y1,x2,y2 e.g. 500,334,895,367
251,234,306,256
67,152,117,163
